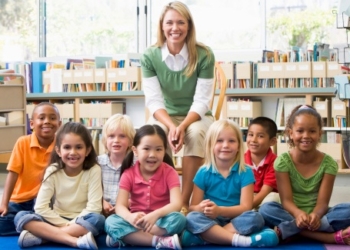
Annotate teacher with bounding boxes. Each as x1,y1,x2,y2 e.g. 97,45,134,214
141,1,215,214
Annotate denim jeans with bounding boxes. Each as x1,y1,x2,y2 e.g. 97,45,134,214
0,199,35,236
14,211,105,236
259,202,350,240
186,210,265,235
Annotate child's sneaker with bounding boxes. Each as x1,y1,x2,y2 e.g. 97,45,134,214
181,229,207,247
77,232,98,250
18,230,42,248
249,227,279,247
106,234,120,248
155,234,181,249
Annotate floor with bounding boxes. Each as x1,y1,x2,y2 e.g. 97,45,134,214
0,173,349,249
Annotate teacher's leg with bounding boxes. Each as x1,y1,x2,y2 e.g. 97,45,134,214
182,116,214,208
182,156,203,207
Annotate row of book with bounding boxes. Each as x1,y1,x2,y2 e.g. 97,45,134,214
275,97,350,128
3,54,141,94
215,60,349,90
226,97,349,129
262,43,338,63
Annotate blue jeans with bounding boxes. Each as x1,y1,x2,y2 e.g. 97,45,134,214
14,211,105,236
186,210,265,235
0,199,35,236
259,202,350,240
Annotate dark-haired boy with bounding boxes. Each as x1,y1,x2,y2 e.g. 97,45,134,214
0,102,61,235
244,116,280,210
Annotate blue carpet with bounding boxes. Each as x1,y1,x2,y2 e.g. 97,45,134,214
0,234,328,249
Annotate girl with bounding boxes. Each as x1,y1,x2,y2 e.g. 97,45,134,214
105,124,186,249
98,114,135,217
182,119,279,248
14,122,105,250
259,105,350,245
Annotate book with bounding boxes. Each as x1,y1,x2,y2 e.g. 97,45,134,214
275,98,284,127
31,62,47,93
95,56,112,69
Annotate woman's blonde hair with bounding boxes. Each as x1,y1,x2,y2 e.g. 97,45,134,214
204,119,246,173
155,1,211,77
101,113,136,154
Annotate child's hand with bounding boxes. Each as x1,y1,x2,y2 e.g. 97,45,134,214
136,211,159,233
199,199,211,212
0,204,8,216
203,201,219,219
295,211,309,229
102,200,115,217
127,212,146,229
307,213,321,231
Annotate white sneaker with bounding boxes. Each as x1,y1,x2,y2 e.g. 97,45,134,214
77,232,98,250
155,234,182,250
18,230,42,248
106,234,120,248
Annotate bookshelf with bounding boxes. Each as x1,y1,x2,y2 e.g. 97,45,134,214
21,61,350,173
220,87,350,173
0,73,27,164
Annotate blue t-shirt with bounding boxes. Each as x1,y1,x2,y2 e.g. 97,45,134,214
193,163,255,207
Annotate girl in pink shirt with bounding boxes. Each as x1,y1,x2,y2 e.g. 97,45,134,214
105,124,186,249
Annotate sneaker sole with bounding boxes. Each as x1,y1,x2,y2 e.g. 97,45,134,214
87,233,98,250
173,234,182,250
18,230,28,248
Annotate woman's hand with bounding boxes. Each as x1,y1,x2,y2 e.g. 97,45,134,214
168,125,185,154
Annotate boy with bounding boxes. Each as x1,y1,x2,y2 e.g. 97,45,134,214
0,102,61,235
244,116,279,210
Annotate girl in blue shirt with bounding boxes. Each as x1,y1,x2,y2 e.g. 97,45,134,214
182,119,279,248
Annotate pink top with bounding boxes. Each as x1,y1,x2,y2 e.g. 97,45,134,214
119,161,180,214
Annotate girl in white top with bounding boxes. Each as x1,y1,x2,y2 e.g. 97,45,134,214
14,122,105,250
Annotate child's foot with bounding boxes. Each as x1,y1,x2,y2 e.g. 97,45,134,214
181,229,207,247
18,230,42,248
106,234,120,248
155,234,181,250
249,227,279,247
77,232,98,250
334,226,350,245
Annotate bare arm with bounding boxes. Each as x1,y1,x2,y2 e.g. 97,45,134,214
189,184,205,212
312,173,335,218
253,184,273,209
151,187,182,218
0,171,18,216
115,189,134,223
276,171,301,216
